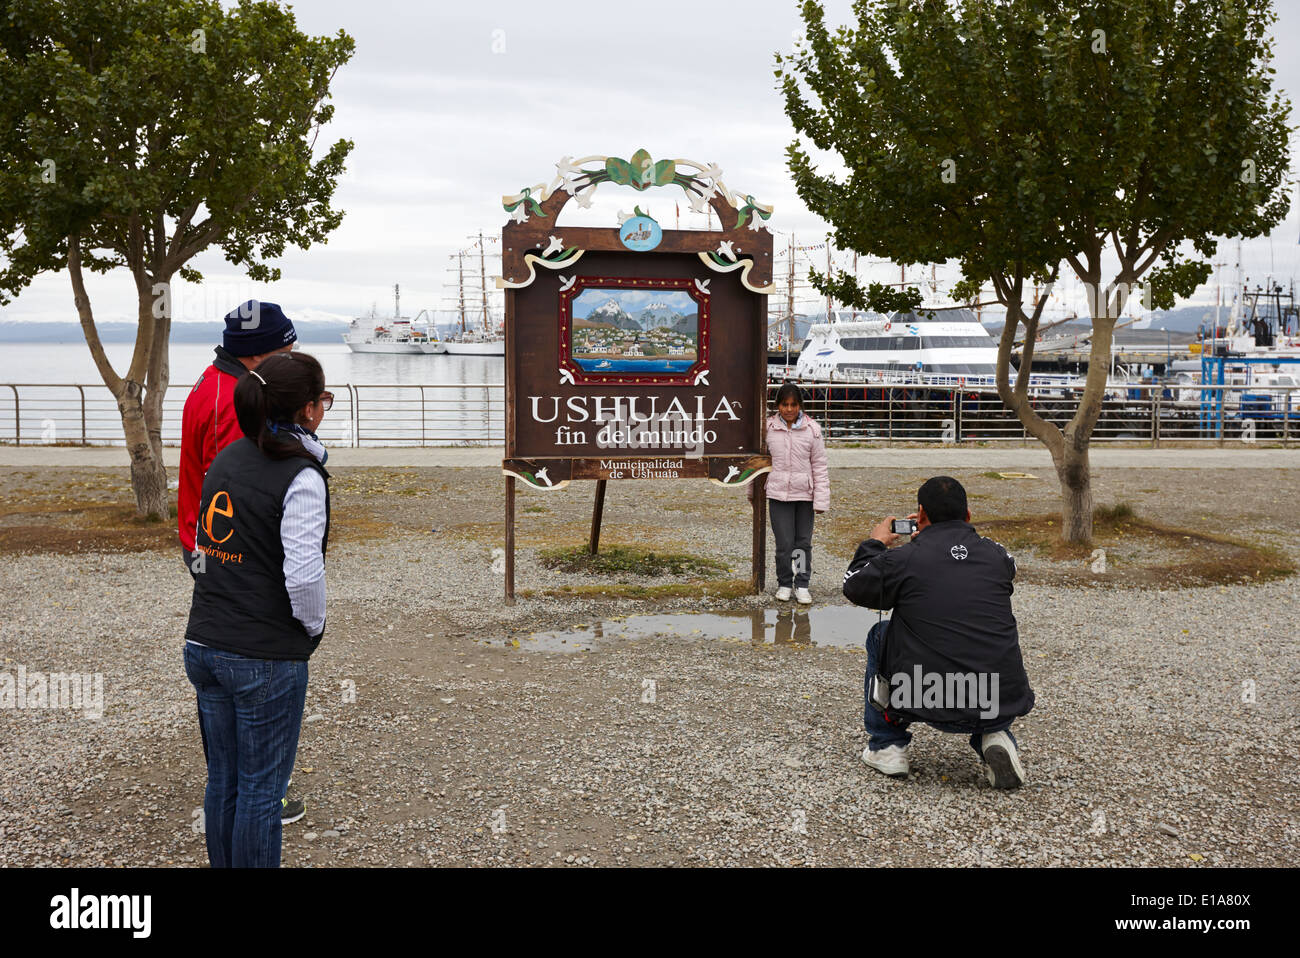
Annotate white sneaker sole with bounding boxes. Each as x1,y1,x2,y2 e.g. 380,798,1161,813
861,751,909,778
983,743,1025,789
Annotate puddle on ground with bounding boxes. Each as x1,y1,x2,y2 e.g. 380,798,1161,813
487,605,884,653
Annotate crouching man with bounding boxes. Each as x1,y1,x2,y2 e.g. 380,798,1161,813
842,476,1034,788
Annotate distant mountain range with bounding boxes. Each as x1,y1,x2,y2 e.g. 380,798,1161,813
0,319,352,344
1131,305,1236,332
3,302,1226,347
983,305,1232,336
1016,321,1198,345
0,317,489,344
580,299,698,336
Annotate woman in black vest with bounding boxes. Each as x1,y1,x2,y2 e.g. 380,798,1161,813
184,351,332,868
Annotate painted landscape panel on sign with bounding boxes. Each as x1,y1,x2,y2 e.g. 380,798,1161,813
571,287,699,372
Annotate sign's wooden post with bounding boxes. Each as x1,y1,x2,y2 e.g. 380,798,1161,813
588,479,607,555
504,474,516,604
497,151,775,601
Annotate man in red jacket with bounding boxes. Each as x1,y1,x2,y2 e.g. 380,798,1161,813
178,301,298,558
178,300,308,826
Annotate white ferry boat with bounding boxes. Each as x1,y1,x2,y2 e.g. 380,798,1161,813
781,305,1121,397
793,307,1004,385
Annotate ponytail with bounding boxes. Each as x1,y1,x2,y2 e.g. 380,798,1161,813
233,351,326,461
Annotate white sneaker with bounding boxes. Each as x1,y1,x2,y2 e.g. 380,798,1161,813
861,744,910,777
980,731,1025,789
775,586,792,601
795,587,812,605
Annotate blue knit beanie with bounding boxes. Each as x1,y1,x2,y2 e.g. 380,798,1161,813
222,300,298,357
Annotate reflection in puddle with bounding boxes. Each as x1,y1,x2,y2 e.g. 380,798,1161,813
491,606,885,653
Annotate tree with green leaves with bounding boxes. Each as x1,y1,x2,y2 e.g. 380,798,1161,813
0,0,353,517
778,0,1291,542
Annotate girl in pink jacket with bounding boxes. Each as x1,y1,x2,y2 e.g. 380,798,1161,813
757,383,830,604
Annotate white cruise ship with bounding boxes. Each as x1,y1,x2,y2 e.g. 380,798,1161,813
794,307,1003,385
342,286,442,354
343,315,426,353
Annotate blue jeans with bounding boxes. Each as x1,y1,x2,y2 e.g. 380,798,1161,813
184,643,308,868
863,619,1015,755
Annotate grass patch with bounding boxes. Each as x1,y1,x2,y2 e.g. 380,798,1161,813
538,543,730,578
1095,501,1136,522
986,503,1143,558
978,509,1294,588
84,504,175,527
331,511,400,543
979,471,1043,481
522,578,753,600
451,521,688,552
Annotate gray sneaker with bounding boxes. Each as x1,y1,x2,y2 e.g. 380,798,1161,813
980,731,1025,789
281,797,306,824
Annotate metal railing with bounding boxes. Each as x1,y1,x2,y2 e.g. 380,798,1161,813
763,381,1296,446
0,380,1293,448
0,382,503,448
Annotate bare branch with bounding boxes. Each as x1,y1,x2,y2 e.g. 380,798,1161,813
124,213,155,385
1015,269,1056,398
68,233,123,396
165,188,262,273
1133,232,1171,277
995,294,1063,456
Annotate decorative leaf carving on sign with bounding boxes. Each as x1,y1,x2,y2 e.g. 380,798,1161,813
503,185,546,223
500,152,773,229
498,249,586,291
697,251,769,294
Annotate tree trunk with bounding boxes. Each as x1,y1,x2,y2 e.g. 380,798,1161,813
1053,434,1093,543
992,268,1103,545
1050,274,1124,545
119,378,170,519
133,277,171,518
67,234,169,520
143,278,172,466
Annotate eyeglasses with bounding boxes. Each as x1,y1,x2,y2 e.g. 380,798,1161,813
318,391,334,412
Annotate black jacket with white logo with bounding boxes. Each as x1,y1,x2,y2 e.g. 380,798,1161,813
842,519,1034,729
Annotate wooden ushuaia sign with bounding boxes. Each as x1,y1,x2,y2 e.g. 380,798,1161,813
496,151,775,602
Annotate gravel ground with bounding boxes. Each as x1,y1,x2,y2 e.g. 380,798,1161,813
0,462,1296,867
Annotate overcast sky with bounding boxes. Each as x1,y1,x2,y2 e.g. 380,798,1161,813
2,0,1298,328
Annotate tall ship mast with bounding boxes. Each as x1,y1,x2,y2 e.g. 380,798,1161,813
767,234,824,370
443,233,505,356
